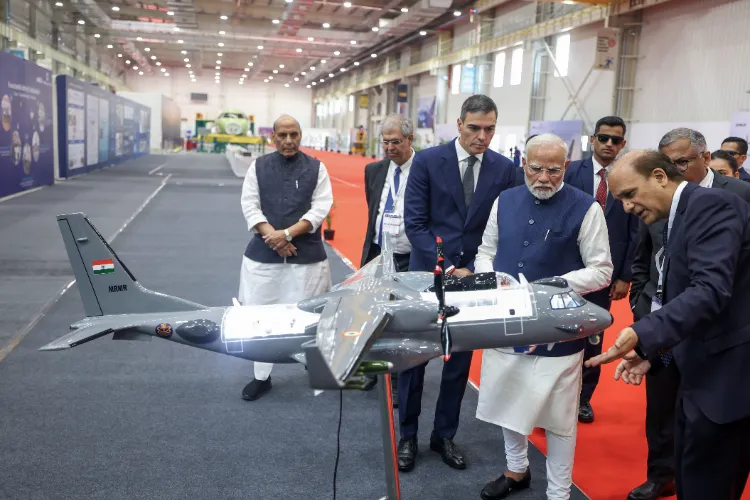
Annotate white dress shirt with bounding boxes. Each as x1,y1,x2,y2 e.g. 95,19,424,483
592,156,610,196
698,168,714,188
455,139,482,189
373,149,414,255
475,184,613,295
241,157,333,233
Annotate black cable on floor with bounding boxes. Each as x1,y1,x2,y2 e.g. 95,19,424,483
333,389,343,500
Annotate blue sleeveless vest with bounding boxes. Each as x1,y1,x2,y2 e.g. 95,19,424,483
493,183,595,357
244,151,327,264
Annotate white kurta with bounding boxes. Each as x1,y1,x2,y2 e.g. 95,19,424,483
239,155,334,379
475,185,613,437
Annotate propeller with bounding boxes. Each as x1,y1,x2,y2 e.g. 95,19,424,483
433,237,455,362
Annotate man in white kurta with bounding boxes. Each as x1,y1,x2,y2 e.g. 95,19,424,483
474,134,612,500
239,115,333,401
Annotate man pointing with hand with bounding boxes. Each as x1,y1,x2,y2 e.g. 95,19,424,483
586,149,750,500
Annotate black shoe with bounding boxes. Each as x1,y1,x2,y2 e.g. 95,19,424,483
578,401,594,423
627,480,676,500
430,432,467,470
480,470,531,500
241,377,272,401
397,436,417,472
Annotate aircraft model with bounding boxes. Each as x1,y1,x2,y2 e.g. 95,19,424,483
40,213,613,390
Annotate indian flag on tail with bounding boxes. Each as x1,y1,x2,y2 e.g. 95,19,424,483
92,259,115,275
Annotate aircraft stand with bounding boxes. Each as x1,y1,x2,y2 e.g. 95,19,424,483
376,373,401,500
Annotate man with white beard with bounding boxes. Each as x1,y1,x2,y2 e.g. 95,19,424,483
474,133,613,500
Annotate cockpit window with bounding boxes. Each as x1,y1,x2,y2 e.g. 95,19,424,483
550,291,586,310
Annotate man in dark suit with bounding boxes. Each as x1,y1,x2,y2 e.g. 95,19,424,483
589,149,750,500
399,94,516,472
626,128,750,500
564,115,639,424
721,137,750,182
359,114,415,395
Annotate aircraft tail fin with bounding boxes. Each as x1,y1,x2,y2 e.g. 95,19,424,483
57,213,206,317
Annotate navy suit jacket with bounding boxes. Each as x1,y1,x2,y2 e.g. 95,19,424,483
739,167,750,183
634,183,750,425
404,140,516,272
565,157,639,308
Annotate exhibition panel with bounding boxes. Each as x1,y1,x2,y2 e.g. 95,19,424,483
0,51,54,199
56,76,151,178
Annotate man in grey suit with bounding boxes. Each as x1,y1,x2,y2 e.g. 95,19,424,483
627,128,750,500
359,114,415,395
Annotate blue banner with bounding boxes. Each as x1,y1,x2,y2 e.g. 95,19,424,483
0,51,54,199
57,76,151,178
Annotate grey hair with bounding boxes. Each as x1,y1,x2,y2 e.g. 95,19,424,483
658,128,707,152
380,114,414,137
524,133,569,162
460,94,498,122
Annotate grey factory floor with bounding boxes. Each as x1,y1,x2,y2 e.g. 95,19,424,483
0,153,588,500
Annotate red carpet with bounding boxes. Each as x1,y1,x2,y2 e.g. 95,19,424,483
307,147,749,500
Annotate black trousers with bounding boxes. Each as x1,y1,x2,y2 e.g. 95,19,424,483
580,292,611,403
645,360,681,483
674,394,750,499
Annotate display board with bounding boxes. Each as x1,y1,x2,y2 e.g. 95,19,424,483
161,96,182,149
528,120,583,161
0,51,54,199
56,76,151,178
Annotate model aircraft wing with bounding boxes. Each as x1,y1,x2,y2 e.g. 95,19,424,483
303,291,393,390
39,317,140,351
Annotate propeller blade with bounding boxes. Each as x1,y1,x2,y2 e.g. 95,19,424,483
440,318,452,362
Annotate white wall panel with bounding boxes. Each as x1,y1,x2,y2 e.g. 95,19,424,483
632,0,750,125
543,23,617,132
452,22,477,52
487,45,533,128
124,70,314,131
628,121,732,151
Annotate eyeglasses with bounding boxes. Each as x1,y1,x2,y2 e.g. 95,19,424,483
382,139,403,146
527,164,564,177
673,151,704,169
595,134,625,145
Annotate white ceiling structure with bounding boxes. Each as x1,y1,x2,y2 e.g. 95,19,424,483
65,0,475,88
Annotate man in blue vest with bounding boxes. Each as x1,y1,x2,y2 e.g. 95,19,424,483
238,114,333,401
564,116,639,424
399,94,516,472
475,133,613,500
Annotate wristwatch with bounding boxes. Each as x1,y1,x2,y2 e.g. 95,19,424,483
284,229,292,242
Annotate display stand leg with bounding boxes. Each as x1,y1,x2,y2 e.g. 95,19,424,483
377,373,401,500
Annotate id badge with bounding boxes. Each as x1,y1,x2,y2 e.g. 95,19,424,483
650,292,663,312
383,212,402,236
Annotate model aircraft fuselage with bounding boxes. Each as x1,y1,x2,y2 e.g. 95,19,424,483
40,214,613,390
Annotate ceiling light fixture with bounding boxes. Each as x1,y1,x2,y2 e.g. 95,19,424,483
111,6,119,11
167,11,174,15
371,53,377,58
217,52,223,56
107,44,113,48
453,10,460,16
54,1,62,6
264,79,269,83
156,62,161,66
144,47,150,51
218,42,224,47
216,60,221,64
137,37,142,41
164,72,169,76
272,19,280,24
186,63,191,67
401,7,408,12
139,71,143,75
321,59,326,63
219,30,225,35
354,61,360,66
248,62,253,66
77,19,85,25
294,77,299,81
279,64,285,68
215,72,220,76
268,76,273,80
344,1,351,7
320,78,324,82
220,15,228,20
334,51,340,56
244,68,249,72
372,27,379,32
184,58,189,62
296,48,302,52
350,40,356,45
173,26,179,31
301,71,306,75
257,45,264,50
310,66,316,70
328,73,334,77
94,33,100,38
312,82,316,86
178,39,184,43
151,55,156,60
419,30,427,36
307,37,314,41
117,53,122,58
306,85,311,88
322,23,330,28
273,69,278,74
284,83,289,87
125,59,131,64
215,65,220,69
340,68,345,72
133,65,138,70
160,68,165,72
